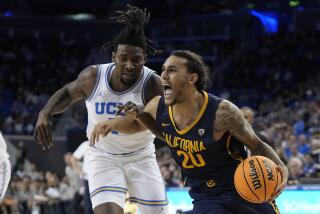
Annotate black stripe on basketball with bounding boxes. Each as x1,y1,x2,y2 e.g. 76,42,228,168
235,183,256,203
255,157,266,202
242,160,260,202
272,167,280,196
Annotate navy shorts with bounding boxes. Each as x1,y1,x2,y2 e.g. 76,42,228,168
192,192,279,214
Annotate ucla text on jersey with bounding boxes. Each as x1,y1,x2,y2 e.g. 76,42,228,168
95,102,125,116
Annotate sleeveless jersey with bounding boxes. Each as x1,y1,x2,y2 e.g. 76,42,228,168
86,63,155,154
156,92,247,196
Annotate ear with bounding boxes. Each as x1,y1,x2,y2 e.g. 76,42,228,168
111,52,116,62
188,73,198,86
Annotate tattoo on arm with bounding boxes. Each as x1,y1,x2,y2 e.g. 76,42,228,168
214,100,285,167
251,141,284,167
214,100,238,132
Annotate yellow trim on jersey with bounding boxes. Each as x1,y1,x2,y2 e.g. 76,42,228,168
270,201,280,214
226,134,244,162
169,91,208,135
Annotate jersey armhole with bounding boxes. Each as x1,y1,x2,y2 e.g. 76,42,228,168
141,70,155,105
86,65,102,102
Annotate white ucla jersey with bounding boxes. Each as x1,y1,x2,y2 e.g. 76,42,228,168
86,63,156,154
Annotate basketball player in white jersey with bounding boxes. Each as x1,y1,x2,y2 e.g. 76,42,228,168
0,131,11,200
34,5,168,214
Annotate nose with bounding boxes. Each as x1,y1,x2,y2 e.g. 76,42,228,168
160,69,168,80
124,60,134,71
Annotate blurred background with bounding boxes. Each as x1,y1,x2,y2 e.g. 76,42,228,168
0,0,320,213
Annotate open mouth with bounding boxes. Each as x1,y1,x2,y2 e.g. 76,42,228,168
162,84,173,96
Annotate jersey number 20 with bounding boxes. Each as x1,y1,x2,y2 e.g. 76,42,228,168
177,150,206,168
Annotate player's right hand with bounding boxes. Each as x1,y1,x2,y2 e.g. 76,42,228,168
90,121,113,146
34,112,53,150
116,101,142,118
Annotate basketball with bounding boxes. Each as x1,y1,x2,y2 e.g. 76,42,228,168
234,156,282,203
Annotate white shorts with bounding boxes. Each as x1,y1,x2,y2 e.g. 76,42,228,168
0,157,11,200
87,146,168,214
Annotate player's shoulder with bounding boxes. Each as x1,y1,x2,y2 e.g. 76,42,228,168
143,65,156,73
142,66,162,104
78,64,99,79
142,65,160,81
216,98,237,112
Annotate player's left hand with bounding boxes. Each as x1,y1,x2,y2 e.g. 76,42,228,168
90,121,113,146
268,165,288,202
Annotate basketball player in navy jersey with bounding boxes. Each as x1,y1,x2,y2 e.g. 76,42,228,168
34,5,168,214
91,50,288,213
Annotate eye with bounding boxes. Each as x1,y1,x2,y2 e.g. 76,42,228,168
118,55,127,62
167,68,176,73
132,56,144,64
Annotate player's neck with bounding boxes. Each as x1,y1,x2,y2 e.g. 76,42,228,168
173,90,204,119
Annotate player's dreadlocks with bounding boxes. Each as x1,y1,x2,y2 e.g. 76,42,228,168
101,4,161,56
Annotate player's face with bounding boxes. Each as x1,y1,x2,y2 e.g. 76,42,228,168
161,56,191,106
112,44,146,86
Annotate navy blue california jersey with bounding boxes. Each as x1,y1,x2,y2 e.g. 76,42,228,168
156,92,247,194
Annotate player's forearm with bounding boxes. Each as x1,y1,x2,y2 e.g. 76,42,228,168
40,87,76,117
136,112,165,141
111,117,146,134
252,141,287,169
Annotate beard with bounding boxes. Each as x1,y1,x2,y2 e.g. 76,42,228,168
120,75,137,86
164,95,177,106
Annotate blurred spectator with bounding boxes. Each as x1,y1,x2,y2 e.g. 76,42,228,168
27,163,43,181
240,106,275,151
282,134,298,160
297,134,311,155
303,154,318,178
287,157,304,185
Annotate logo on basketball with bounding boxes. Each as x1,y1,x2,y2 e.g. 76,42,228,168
262,160,274,181
249,160,262,190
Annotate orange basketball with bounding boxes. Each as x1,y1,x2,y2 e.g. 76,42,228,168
234,156,282,203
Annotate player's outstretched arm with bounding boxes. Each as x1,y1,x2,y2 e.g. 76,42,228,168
34,65,98,150
90,96,164,144
90,113,146,145
213,100,289,201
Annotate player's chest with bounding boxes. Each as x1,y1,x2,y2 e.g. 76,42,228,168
90,92,143,117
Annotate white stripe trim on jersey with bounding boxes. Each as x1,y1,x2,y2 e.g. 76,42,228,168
141,70,155,105
86,65,102,102
105,64,145,95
